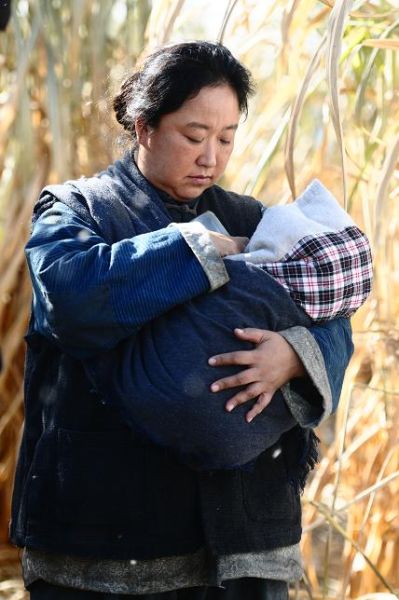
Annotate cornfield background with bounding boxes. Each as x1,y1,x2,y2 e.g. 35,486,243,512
0,0,398,598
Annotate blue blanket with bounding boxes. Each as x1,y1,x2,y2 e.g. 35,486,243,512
86,260,311,470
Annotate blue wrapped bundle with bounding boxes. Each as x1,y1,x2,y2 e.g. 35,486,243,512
86,259,311,470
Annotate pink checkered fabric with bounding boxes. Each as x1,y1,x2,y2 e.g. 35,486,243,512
262,226,373,321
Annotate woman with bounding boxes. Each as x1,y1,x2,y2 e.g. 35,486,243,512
11,42,353,599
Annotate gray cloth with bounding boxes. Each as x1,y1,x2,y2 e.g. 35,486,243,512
174,222,229,292
22,545,302,595
28,576,289,599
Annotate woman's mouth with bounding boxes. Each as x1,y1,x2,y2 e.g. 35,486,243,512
188,175,212,185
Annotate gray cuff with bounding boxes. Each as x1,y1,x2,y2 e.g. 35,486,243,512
279,326,332,428
172,222,229,292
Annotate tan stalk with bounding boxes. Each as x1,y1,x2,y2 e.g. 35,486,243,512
309,500,399,597
218,0,240,44
318,0,334,8
284,34,326,199
304,469,399,534
358,449,399,531
281,0,300,50
244,107,291,198
161,0,187,44
374,133,399,247
146,0,186,47
362,39,399,50
354,16,399,122
325,0,352,208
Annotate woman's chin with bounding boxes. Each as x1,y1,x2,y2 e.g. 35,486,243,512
179,181,213,201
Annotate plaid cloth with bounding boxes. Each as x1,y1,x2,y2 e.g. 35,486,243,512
262,225,373,321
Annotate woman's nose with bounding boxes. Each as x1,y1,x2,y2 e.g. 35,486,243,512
197,141,217,167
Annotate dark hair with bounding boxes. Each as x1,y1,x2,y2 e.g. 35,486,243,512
113,41,255,146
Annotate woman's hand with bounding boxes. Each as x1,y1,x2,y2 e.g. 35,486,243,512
208,231,248,257
208,328,306,423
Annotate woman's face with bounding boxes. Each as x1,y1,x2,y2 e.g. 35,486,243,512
136,84,240,202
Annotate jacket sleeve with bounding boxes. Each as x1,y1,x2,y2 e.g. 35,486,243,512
308,318,354,412
26,201,228,357
279,318,354,428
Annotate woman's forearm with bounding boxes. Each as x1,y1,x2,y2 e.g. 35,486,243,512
26,201,228,357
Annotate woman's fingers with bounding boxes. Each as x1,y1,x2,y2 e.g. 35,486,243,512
208,349,255,367
210,367,259,392
224,382,267,414
208,329,273,367
245,393,273,423
233,327,271,344
208,232,249,257
208,328,302,422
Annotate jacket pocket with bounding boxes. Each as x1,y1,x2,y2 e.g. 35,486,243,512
241,446,300,522
56,428,148,526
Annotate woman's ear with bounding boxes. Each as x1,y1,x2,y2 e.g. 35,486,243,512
135,119,149,147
